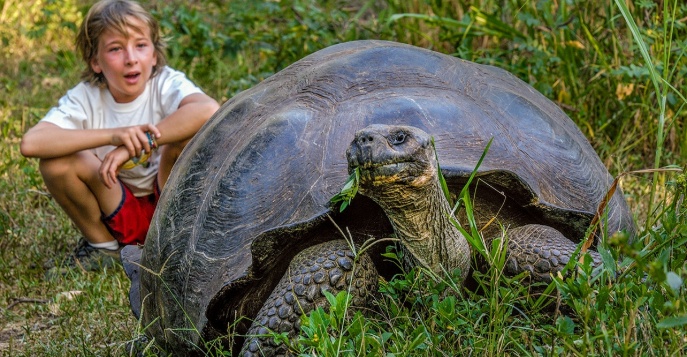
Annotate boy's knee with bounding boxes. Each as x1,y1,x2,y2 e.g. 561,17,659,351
39,156,71,179
38,151,97,180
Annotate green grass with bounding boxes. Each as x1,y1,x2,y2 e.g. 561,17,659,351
1,0,686,355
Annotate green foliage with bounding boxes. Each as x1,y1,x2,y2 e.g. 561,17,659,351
443,137,493,259
291,253,547,356
151,0,384,101
383,0,687,165
294,291,383,355
547,175,687,354
330,167,360,212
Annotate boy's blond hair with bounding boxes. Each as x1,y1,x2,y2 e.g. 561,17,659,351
76,0,167,87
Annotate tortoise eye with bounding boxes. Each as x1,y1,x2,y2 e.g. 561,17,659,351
391,131,407,145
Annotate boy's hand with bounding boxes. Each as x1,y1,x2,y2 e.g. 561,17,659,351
111,124,161,158
99,146,132,188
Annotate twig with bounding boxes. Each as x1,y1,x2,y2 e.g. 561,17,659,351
7,297,50,310
0,207,17,228
23,189,51,196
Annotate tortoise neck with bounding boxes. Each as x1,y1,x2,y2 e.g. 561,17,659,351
365,177,472,279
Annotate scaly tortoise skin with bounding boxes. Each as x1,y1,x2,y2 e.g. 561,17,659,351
126,40,634,355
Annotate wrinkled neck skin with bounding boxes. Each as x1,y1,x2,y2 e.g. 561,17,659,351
361,177,472,280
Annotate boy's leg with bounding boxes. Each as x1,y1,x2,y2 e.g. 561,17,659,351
157,139,190,190
39,150,123,244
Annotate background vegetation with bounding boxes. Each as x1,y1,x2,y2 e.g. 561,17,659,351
1,0,685,355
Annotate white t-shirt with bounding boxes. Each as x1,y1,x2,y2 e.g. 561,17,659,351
41,66,203,196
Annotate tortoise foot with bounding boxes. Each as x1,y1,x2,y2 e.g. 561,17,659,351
240,239,378,356
505,224,602,282
121,244,143,319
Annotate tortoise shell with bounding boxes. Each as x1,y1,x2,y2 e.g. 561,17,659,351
139,40,634,352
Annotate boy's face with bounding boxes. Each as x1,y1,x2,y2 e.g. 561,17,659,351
90,17,157,103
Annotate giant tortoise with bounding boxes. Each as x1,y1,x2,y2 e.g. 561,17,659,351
126,40,635,355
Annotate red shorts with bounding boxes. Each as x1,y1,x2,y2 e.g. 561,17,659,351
101,180,160,245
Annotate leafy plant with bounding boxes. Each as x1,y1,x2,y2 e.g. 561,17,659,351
330,167,360,213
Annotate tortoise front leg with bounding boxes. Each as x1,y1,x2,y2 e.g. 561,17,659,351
240,239,378,356
503,224,602,282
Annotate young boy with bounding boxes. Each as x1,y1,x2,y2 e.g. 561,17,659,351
20,0,220,272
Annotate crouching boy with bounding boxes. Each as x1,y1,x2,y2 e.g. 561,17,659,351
20,0,220,272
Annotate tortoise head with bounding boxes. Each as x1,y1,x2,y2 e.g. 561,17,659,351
346,124,471,276
346,124,437,199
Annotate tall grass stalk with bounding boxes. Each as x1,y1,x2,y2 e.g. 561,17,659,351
615,0,672,225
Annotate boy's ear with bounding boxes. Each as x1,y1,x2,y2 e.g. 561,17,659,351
91,57,102,74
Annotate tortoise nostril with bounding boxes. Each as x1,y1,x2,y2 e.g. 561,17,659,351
359,135,374,144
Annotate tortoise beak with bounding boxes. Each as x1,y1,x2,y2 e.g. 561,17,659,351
346,128,386,171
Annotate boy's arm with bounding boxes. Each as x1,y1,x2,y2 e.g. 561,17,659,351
20,121,161,159
153,93,219,146
97,93,219,188
21,92,217,160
